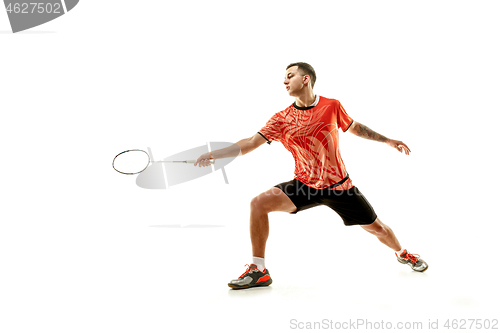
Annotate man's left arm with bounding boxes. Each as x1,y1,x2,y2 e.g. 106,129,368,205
347,121,411,155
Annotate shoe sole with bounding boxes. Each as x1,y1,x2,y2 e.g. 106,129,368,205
228,279,273,290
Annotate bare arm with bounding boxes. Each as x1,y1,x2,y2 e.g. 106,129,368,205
194,133,268,166
234,133,268,156
348,121,411,155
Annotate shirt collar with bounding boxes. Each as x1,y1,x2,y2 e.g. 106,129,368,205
293,95,320,110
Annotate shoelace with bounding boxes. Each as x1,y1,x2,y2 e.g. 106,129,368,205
238,264,258,279
404,252,420,264
238,264,256,278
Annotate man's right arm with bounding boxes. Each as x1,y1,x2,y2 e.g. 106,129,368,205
194,133,268,166
235,133,268,156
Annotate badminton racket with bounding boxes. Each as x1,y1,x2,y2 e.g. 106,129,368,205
112,149,214,175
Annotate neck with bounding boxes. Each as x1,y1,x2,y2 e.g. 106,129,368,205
294,91,316,108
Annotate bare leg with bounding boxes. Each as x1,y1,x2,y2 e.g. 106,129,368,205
360,218,402,251
250,187,296,258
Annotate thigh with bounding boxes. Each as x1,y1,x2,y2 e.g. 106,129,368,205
321,186,377,226
253,186,298,213
273,179,322,214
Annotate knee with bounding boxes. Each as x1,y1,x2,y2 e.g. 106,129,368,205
250,195,267,213
376,225,389,237
250,192,276,214
364,221,389,237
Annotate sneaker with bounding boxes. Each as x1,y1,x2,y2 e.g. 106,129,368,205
228,264,273,289
396,249,428,272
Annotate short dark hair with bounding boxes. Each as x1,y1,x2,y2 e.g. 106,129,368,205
286,62,316,88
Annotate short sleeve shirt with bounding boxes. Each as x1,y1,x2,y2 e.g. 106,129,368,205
259,96,354,190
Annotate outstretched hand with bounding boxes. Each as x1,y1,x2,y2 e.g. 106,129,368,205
387,139,411,155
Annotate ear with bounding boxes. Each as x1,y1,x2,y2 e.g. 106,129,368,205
302,75,310,86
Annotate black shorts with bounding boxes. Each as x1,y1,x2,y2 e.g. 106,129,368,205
274,178,377,226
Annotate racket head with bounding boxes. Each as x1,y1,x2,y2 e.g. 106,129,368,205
112,149,151,175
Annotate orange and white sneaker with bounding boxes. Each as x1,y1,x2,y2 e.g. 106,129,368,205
396,249,428,272
228,264,273,289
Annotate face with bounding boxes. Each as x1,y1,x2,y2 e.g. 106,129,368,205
284,66,308,96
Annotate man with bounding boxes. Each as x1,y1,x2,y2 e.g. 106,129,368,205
195,62,428,290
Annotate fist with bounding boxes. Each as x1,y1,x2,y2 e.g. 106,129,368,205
194,153,212,167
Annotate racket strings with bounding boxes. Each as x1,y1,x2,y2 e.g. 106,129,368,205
113,149,151,175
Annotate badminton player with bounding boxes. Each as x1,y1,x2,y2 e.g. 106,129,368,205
195,62,428,289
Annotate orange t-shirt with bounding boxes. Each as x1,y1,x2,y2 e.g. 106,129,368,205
259,96,354,190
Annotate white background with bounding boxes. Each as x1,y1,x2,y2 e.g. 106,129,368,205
1,1,499,332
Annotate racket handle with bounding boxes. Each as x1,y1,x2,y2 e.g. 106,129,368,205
186,160,215,164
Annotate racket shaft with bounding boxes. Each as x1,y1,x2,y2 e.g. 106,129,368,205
152,160,214,164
